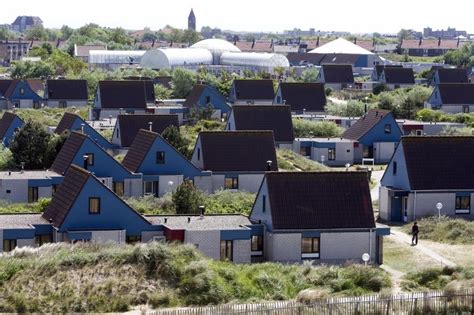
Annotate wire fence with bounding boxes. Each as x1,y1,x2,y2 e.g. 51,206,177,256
150,289,474,315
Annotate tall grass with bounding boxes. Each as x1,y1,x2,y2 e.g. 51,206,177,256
0,242,392,312
401,216,474,244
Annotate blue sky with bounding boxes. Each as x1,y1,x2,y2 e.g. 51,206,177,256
2,0,473,34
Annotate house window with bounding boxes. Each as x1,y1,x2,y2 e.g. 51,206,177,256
126,235,141,244
262,195,266,212
144,181,157,196
300,146,311,156
328,148,336,161
205,96,211,104
113,182,124,197
416,130,423,136
19,88,24,95
89,197,101,214
301,237,320,259
85,153,94,166
3,239,17,252
225,177,238,190
116,128,120,138
455,195,470,214
28,187,39,203
463,106,470,113
58,101,67,108
393,161,397,175
251,235,263,252
220,240,233,261
197,148,201,160
35,234,52,246
156,151,165,164
33,101,40,109
384,124,392,134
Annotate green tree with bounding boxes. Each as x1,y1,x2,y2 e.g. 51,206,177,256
25,25,48,40
171,68,196,98
301,68,318,82
154,85,173,100
46,130,70,167
48,49,87,75
10,121,52,169
0,27,12,40
60,25,74,40
10,60,54,79
172,180,203,214
161,125,191,158
292,119,344,138
439,126,473,136
181,29,201,44
326,100,373,117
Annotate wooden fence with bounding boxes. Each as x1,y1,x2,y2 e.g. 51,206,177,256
150,289,474,315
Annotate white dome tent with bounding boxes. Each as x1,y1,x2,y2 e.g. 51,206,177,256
221,52,290,69
309,38,374,55
191,39,241,64
140,48,213,70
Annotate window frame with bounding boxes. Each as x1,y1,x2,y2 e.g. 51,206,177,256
88,197,101,214
384,124,392,134
3,239,17,252
113,182,124,197
251,235,263,253
328,148,336,161
85,153,94,166
301,237,320,259
126,235,141,244
156,151,165,164
220,240,233,261
224,177,239,190
28,186,39,203
455,195,471,214
35,234,52,247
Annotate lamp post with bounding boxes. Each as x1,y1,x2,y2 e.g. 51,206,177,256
436,202,443,220
266,160,272,171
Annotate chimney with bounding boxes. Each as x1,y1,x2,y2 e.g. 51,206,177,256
266,160,272,171
20,162,25,174
438,37,441,47
109,115,112,124
49,218,53,224
316,36,320,46
418,37,422,47
199,205,205,216
251,39,255,49
81,123,85,134
187,217,191,223
148,121,153,131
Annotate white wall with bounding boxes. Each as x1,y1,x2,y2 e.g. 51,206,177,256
194,176,213,193
47,100,88,108
320,231,376,263
211,174,225,191
124,178,143,197
374,142,396,163
233,239,251,263
91,230,126,243
141,231,164,243
158,175,183,197
238,174,264,193
266,232,301,263
0,179,29,203
16,238,36,248
185,230,220,260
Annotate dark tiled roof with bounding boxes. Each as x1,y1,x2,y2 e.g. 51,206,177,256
0,112,22,140
233,80,275,100
437,68,468,84
0,80,13,96
286,53,325,65
278,82,326,112
199,131,278,172
122,129,157,172
3,80,19,99
402,136,474,190
321,64,354,83
46,80,88,100
26,79,44,95
183,84,206,107
50,131,86,175
116,114,179,147
265,172,375,230
75,45,107,57
438,83,474,105
375,65,402,79
231,105,294,142
98,80,151,108
382,67,415,84
342,109,392,140
154,76,172,89
320,54,361,65
55,113,79,135
401,39,465,50
42,165,89,228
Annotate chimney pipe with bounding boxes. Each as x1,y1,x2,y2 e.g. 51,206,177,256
438,37,441,47
187,217,191,223
81,123,85,134
266,160,272,171
148,121,153,131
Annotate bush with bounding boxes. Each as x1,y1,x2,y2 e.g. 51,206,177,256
372,83,388,95
326,100,375,117
401,216,474,244
172,181,204,214
293,119,344,138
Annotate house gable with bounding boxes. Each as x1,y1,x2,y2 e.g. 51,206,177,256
6,81,42,101
358,112,402,146
198,86,230,112
380,143,411,190
249,177,274,231
0,113,24,147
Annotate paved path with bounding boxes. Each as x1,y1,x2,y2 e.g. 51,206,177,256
380,264,404,294
389,229,456,268
370,170,385,201
328,97,348,105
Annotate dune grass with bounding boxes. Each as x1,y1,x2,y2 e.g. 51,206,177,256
277,149,329,172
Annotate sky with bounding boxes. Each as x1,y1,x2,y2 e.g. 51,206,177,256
2,0,474,34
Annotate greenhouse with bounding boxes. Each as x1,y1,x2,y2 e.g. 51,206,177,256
220,52,290,69
191,39,241,64
140,48,213,70
89,50,146,69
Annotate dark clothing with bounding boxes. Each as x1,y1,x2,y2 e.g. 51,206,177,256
411,224,419,245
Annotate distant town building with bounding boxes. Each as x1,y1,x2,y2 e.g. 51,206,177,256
188,9,196,31
423,27,467,39
0,40,30,63
284,28,316,37
11,16,43,32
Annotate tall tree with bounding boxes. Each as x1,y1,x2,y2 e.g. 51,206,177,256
161,126,191,158
172,181,203,214
10,121,52,169
171,68,196,98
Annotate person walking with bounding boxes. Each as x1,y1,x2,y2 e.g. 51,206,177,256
411,221,419,245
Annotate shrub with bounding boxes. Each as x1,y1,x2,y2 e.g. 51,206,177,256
401,216,474,244
372,83,388,95
293,119,344,138
172,181,204,214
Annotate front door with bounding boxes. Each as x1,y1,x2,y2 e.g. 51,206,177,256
391,196,402,222
363,145,374,158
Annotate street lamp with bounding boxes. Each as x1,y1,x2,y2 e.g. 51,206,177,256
436,202,443,219
266,160,272,171
320,155,325,165
345,163,351,171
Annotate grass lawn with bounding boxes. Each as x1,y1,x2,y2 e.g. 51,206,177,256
277,149,329,172
383,237,441,274
4,108,89,126
420,241,474,268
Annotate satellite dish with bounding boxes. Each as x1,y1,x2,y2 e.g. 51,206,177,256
362,253,370,262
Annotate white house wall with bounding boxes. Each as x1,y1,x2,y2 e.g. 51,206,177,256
90,230,126,243
124,178,143,197
238,174,264,193
233,239,251,263
320,231,377,264
266,232,301,263
16,238,35,248
0,179,29,203
185,229,220,260
47,100,88,108
158,175,183,197
374,142,396,163
194,176,213,193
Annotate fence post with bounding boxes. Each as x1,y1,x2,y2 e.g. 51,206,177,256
385,298,391,315
413,297,418,315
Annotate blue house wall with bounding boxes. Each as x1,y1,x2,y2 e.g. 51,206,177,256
67,118,116,150
8,81,42,103
380,144,411,190
359,114,402,146
58,177,156,235
354,55,368,68
197,86,231,114
2,116,24,146
71,137,140,182
137,136,209,179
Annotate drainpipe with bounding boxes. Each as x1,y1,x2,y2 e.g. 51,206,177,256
369,228,373,263
413,191,417,221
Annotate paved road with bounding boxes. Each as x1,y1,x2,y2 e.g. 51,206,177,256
370,170,385,202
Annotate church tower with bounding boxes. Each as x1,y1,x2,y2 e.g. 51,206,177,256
188,9,196,31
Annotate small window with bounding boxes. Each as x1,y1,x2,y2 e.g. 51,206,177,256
19,88,25,95
301,237,320,259
197,148,201,160
28,187,38,203
220,240,233,261
59,101,67,108
225,177,238,190
463,106,470,113
156,151,165,164
416,130,423,136
205,96,211,104
35,234,52,246
144,181,157,196
89,197,101,214
328,148,336,161
262,195,266,212
455,195,470,214
251,235,263,252
3,239,17,252
113,182,124,197
85,153,94,166
393,161,397,175
126,235,141,244
384,124,392,134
